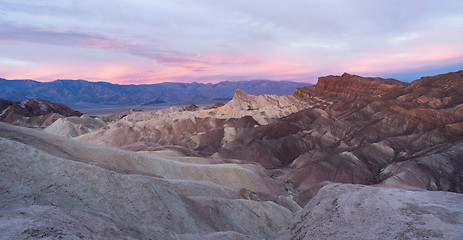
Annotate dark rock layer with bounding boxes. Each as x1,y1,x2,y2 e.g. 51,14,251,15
0,98,82,128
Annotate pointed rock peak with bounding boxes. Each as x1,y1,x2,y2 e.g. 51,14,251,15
233,89,252,100
234,88,247,96
182,104,199,111
341,73,358,80
341,72,353,77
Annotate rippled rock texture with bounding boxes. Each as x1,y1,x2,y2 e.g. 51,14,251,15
0,123,295,239
276,184,463,240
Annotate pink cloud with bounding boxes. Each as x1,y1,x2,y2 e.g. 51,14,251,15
341,45,463,76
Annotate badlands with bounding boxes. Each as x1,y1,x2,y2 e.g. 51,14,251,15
1,71,463,239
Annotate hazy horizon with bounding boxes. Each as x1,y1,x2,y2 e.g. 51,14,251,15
0,76,313,85
2,68,461,85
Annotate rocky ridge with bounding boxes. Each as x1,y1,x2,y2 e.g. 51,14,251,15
0,98,82,128
44,114,106,137
75,90,311,158
0,122,296,239
294,72,407,99
276,183,463,240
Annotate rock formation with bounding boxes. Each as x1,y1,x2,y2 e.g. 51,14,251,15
211,89,309,124
276,183,463,240
0,205,136,240
279,71,463,204
44,114,107,137
0,99,15,112
181,104,199,111
294,72,407,99
0,122,295,239
0,98,82,128
204,102,225,109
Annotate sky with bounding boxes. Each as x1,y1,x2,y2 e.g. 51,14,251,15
0,0,462,84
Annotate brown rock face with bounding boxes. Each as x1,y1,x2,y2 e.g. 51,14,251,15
204,102,225,109
319,73,406,97
0,98,82,127
182,104,199,111
294,72,407,100
0,99,15,112
398,70,463,108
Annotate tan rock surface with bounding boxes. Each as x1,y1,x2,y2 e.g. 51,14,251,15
276,183,463,240
0,205,136,240
0,122,286,196
44,114,106,137
210,89,309,124
0,135,293,239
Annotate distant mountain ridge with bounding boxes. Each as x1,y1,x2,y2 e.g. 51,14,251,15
0,78,309,109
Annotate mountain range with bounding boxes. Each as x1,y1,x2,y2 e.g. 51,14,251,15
0,78,308,109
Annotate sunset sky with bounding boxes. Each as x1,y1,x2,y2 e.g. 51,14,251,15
0,0,462,84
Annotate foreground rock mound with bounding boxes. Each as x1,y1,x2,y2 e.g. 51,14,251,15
0,123,294,239
276,183,463,240
44,114,106,137
0,98,82,128
0,205,135,240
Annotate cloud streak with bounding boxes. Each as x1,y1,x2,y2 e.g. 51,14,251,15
0,0,462,84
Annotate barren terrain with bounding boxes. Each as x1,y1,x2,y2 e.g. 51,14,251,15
1,71,463,239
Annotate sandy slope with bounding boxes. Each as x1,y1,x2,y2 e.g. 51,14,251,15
276,183,463,240
44,114,106,137
0,122,285,195
0,131,294,239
